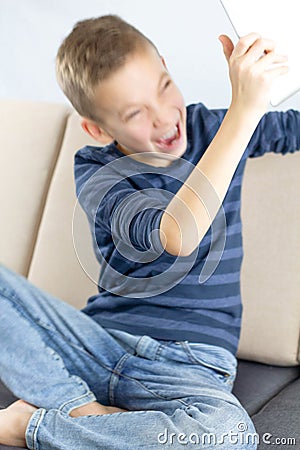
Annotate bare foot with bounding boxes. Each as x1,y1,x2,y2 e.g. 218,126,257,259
0,399,38,447
70,401,128,418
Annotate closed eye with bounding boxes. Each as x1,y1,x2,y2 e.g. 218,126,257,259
126,110,141,121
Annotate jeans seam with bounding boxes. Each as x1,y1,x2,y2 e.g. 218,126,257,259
154,343,164,360
58,390,97,413
1,289,118,375
0,290,54,340
111,366,190,406
26,408,46,450
109,353,132,404
35,318,112,370
32,411,41,450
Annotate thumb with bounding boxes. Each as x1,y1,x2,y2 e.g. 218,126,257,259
218,34,234,62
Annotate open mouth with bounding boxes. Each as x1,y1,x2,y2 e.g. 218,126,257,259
156,122,182,151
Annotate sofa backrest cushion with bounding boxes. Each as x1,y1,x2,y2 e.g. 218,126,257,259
239,151,300,365
0,100,70,275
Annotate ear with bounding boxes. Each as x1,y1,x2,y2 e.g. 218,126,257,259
80,118,114,145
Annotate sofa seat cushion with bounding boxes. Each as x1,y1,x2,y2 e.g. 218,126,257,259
252,377,300,449
232,359,300,416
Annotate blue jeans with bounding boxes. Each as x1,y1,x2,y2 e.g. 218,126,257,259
0,264,257,449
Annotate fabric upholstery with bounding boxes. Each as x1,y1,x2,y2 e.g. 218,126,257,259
238,152,300,365
232,360,300,415
252,377,300,448
27,111,99,309
0,100,70,276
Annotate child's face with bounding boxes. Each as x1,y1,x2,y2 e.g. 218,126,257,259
93,46,187,164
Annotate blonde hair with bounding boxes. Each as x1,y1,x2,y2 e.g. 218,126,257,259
56,15,158,122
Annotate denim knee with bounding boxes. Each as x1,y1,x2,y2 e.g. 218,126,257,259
156,398,257,449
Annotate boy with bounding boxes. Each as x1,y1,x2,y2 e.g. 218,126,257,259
0,14,298,450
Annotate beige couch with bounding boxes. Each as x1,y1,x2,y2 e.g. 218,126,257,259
0,99,300,447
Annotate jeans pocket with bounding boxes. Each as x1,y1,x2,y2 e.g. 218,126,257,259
180,341,236,385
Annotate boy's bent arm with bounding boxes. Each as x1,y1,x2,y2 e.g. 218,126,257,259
160,33,289,257
160,106,259,256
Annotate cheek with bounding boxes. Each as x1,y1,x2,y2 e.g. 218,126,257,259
128,123,152,143
172,86,185,109
177,93,185,110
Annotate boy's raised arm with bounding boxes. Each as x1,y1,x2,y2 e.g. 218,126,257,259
160,33,289,257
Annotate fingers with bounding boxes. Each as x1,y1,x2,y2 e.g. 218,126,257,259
220,33,279,64
220,31,289,114
219,34,234,63
245,37,277,63
230,33,288,73
264,62,289,80
256,51,289,71
232,33,263,58
231,33,278,60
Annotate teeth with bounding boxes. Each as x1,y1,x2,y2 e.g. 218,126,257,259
161,126,177,141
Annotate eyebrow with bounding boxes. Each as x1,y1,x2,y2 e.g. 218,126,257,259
119,72,169,116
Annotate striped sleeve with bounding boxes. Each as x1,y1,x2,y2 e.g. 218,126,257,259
247,109,300,158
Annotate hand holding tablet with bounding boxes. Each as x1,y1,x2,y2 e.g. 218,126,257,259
220,0,300,105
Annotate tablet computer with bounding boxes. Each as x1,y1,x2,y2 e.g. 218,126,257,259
220,0,300,106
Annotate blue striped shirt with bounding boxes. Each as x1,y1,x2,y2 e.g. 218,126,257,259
74,103,300,354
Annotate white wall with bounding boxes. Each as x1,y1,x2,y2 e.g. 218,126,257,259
1,0,300,111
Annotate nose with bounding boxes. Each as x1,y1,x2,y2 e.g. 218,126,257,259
152,104,170,129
